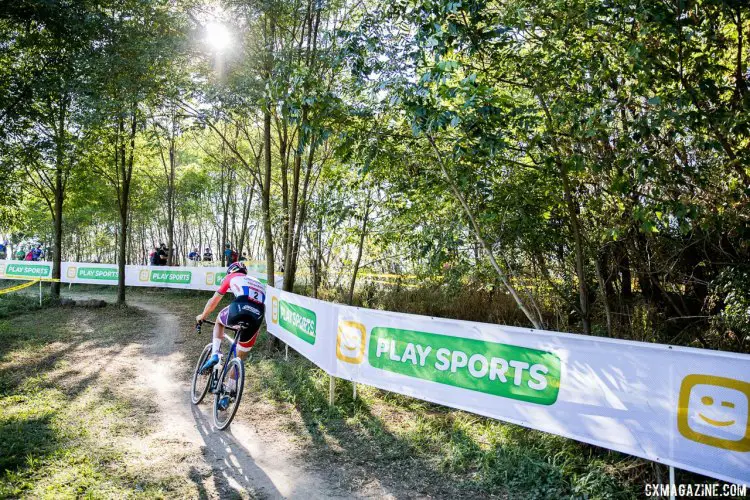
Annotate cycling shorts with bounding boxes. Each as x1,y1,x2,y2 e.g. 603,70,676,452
217,296,265,351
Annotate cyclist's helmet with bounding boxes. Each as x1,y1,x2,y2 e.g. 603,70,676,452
227,261,247,274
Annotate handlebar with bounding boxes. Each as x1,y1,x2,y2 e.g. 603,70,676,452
195,319,240,334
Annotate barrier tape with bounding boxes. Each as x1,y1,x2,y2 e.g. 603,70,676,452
0,280,40,295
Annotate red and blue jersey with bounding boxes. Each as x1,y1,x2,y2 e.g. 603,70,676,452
217,272,265,304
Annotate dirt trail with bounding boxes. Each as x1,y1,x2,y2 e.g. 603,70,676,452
63,292,356,499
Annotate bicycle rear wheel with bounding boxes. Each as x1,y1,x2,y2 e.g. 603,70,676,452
191,344,213,404
213,357,245,430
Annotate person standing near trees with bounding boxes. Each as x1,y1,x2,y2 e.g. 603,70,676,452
202,247,213,262
15,248,25,260
0,241,6,260
157,243,168,265
224,243,238,264
188,247,200,266
31,244,43,261
149,246,160,266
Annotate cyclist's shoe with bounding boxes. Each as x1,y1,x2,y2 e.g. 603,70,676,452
217,395,231,411
200,353,220,373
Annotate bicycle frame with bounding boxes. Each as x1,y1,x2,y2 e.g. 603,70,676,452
198,319,244,392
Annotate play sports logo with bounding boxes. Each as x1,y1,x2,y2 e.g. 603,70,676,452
276,299,317,345
4,263,51,278
336,323,561,405
76,267,118,280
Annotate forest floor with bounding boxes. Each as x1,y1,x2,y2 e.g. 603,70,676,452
1,283,705,499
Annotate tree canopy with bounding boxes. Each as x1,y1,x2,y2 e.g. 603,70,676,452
1,0,748,349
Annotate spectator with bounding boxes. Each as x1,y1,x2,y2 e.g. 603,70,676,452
188,247,200,266
31,244,43,261
25,249,34,261
158,243,168,265
224,243,232,264
0,241,6,260
149,246,160,266
202,247,213,262
224,243,238,264
15,248,25,260
239,253,247,262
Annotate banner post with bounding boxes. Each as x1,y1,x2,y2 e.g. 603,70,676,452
669,466,675,500
353,382,357,400
38,280,42,306
285,344,288,361
329,376,335,405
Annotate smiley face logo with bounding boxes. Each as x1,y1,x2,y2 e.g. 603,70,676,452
678,374,750,451
271,296,279,324
66,266,77,279
138,269,150,282
205,272,215,286
336,321,366,364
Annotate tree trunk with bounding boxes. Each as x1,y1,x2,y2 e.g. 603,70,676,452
51,153,64,299
560,164,591,334
116,107,137,305
347,194,371,305
595,255,613,337
428,135,542,329
50,95,68,299
166,137,176,266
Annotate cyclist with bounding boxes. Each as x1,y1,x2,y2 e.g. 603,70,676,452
195,261,265,405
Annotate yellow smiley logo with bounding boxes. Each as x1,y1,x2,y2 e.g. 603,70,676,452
678,374,750,451
336,321,366,364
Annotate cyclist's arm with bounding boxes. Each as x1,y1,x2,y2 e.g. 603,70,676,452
196,274,235,322
197,292,223,322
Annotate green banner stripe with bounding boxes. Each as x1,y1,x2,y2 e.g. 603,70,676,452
368,327,561,405
279,300,317,345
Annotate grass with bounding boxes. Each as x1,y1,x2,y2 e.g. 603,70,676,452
0,302,184,498
0,280,47,319
1,284,737,498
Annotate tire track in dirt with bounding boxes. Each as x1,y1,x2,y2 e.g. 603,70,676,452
63,291,356,499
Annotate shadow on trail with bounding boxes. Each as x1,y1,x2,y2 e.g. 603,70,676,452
253,354,488,498
189,402,284,498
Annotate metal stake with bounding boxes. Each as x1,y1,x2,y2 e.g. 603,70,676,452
353,382,357,400
285,344,288,361
39,280,42,306
328,376,335,405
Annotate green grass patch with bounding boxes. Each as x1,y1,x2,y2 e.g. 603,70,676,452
0,304,174,498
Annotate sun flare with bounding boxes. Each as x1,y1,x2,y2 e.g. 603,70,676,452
205,22,230,51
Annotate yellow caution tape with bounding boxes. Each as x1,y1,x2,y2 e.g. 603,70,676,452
0,280,41,295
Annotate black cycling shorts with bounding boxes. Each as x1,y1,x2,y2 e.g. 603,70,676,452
218,296,265,344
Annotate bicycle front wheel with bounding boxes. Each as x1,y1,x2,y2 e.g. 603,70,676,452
213,357,245,430
191,344,213,404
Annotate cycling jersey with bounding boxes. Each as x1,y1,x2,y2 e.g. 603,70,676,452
217,272,266,304
216,272,266,352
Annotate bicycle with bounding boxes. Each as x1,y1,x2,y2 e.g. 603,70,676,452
191,319,248,430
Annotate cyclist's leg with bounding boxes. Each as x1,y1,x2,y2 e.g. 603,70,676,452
200,307,229,372
212,306,231,355
236,329,259,361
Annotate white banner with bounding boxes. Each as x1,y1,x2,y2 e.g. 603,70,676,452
264,286,337,372
264,286,750,485
0,260,283,290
